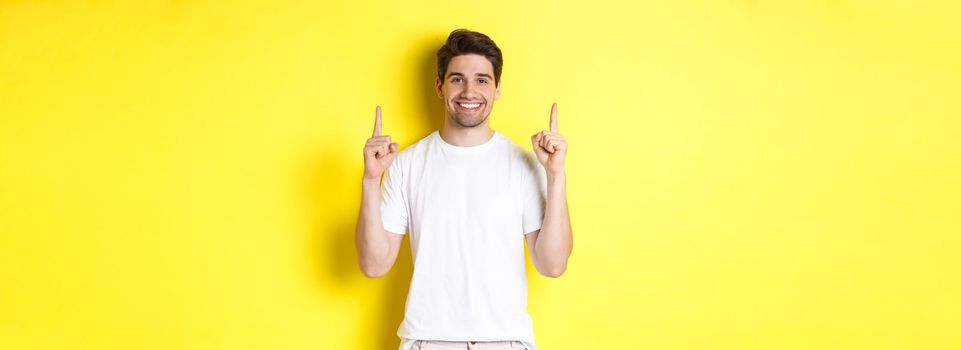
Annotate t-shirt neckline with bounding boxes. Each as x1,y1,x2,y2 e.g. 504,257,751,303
434,130,501,154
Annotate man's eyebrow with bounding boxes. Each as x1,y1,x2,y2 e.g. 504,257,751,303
446,72,494,79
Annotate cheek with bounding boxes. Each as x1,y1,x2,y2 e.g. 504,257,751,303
446,87,460,99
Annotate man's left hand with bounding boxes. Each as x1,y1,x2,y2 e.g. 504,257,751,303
531,102,567,175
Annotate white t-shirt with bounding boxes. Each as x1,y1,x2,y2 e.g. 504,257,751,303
380,130,547,350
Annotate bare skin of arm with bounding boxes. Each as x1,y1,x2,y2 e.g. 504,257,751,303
527,103,574,278
356,106,405,278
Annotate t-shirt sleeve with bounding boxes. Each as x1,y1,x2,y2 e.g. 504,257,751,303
521,151,548,235
380,158,409,235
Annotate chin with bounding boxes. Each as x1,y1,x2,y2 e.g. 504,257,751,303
452,114,488,128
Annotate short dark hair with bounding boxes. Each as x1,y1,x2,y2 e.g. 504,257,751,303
437,29,503,86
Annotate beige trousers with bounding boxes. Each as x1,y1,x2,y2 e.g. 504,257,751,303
411,340,528,349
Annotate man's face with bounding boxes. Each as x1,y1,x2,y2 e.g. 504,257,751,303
435,54,501,128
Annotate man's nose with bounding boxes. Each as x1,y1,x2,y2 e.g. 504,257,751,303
461,81,480,98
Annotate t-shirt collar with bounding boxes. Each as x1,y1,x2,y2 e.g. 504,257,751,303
434,130,500,154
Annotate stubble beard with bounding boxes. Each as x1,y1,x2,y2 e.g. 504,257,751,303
450,111,489,128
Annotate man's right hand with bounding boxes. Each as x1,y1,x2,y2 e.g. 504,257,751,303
363,105,399,181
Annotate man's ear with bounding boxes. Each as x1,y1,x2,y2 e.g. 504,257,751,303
435,77,444,99
494,82,501,101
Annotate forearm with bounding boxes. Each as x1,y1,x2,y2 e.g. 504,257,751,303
534,171,573,275
356,178,391,275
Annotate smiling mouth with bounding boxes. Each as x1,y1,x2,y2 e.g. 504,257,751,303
456,101,484,112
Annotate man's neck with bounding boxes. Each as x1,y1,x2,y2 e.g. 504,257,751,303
439,121,495,147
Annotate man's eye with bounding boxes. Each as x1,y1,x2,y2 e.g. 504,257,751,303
451,77,462,83
478,79,488,84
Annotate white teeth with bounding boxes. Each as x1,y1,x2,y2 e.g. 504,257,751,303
458,102,481,109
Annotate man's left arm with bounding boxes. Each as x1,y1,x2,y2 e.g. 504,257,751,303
528,102,573,278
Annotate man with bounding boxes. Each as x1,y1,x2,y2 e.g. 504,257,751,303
356,29,573,350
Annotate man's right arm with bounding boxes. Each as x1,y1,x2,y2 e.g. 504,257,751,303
356,177,404,278
355,105,404,278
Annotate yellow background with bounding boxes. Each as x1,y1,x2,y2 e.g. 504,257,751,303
2,0,959,349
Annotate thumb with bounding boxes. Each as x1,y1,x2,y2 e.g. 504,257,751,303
531,133,544,151
384,143,399,162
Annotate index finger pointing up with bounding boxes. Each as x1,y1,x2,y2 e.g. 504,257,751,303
550,102,558,132
373,105,382,137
